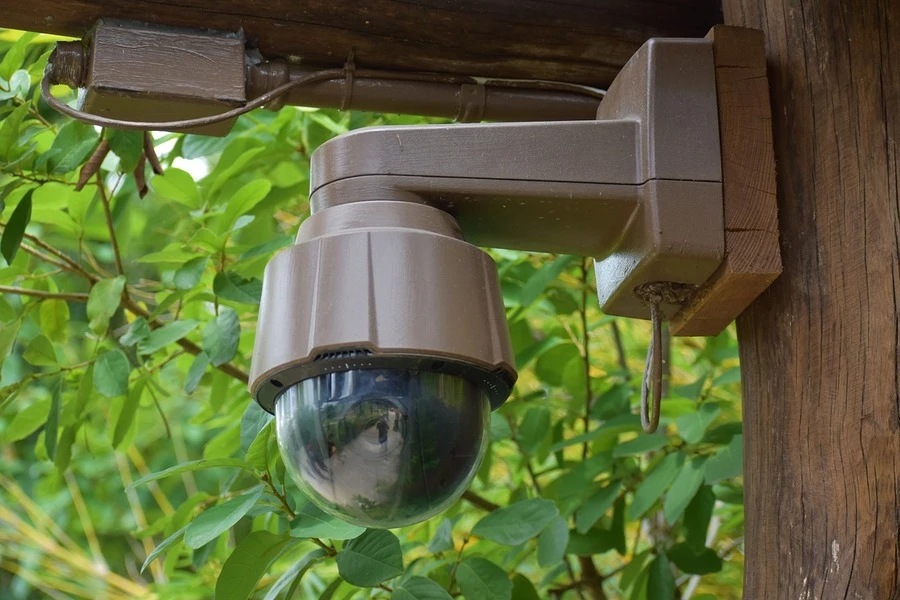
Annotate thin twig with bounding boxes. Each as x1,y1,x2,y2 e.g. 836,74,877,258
143,132,164,175
609,321,630,378
96,173,124,276
143,381,173,440
461,490,500,512
0,285,88,302
447,536,469,594
580,258,592,459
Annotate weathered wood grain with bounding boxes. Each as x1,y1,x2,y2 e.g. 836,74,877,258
670,26,781,336
0,0,721,87
725,0,900,597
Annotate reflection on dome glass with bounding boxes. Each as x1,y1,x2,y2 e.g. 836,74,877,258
275,368,490,528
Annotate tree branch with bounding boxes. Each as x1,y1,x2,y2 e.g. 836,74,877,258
577,556,608,600
1,220,251,385
0,286,88,302
461,490,500,512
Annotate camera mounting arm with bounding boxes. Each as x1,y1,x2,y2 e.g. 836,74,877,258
309,39,724,320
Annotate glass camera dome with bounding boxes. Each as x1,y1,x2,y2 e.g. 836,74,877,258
275,367,490,528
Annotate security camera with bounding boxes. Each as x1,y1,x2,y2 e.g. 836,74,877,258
250,38,727,528
250,200,517,527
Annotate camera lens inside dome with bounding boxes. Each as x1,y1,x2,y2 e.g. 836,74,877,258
275,368,490,528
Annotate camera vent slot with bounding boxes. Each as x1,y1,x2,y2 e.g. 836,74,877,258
313,348,374,362
491,368,516,389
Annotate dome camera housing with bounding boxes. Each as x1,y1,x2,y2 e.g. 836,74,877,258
250,200,516,528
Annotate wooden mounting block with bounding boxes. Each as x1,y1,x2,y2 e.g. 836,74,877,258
670,26,781,336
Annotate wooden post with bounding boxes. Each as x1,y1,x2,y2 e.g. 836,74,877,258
724,0,900,597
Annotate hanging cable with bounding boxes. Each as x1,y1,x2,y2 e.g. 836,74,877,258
634,281,696,433
41,66,347,131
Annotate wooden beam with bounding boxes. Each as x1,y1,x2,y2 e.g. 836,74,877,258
670,26,781,336
1,1,721,88
725,0,900,597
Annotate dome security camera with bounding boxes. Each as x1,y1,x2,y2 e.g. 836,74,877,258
251,38,729,528
250,200,517,528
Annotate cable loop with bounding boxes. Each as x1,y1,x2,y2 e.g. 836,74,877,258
634,281,695,433
40,66,346,131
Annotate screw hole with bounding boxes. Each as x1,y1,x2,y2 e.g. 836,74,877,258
271,379,283,388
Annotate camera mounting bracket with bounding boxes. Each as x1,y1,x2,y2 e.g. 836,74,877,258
309,39,724,321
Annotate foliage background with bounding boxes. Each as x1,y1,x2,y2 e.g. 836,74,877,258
0,30,745,599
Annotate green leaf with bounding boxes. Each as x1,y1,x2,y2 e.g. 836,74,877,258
209,146,267,196
612,433,668,457
39,299,70,342
138,319,198,354
289,502,366,541
46,121,100,174
182,134,229,159
0,33,38,80
517,407,550,455
712,367,741,386
54,423,78,471
93,349,131,398
646,554,676,600
185,485,264,549
392,576,453,600
214,271,263,304
112,381,143,449
87,276,126,335
683,485,716,551
510,574,540,600
318,579,344,600
142,525,187,573
0,103,30,161
537,515,569,567
262,548,327,600
472,498,559,546
455,558,511,600
663,457,707,524
245,420,273,470
173,256,208,290
565,527,617,556
215,530,293,600
126,458,254,491
219,179,271,232
202,308,240,366
518,254,574,308
107,130,144,172
704,434,743,484
575,481,622,534
4,399,50,442
23,334,57,367
427,518,453,554
184,351,210,394
534,342,579,387
151,168,201,208
45,379,61,459
629,452,684,520
676,403,720,444
240,401,272,453
74,365,93,417
666,543,723,575
120,318,150,347
1,189,32,265
336,529,404,587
